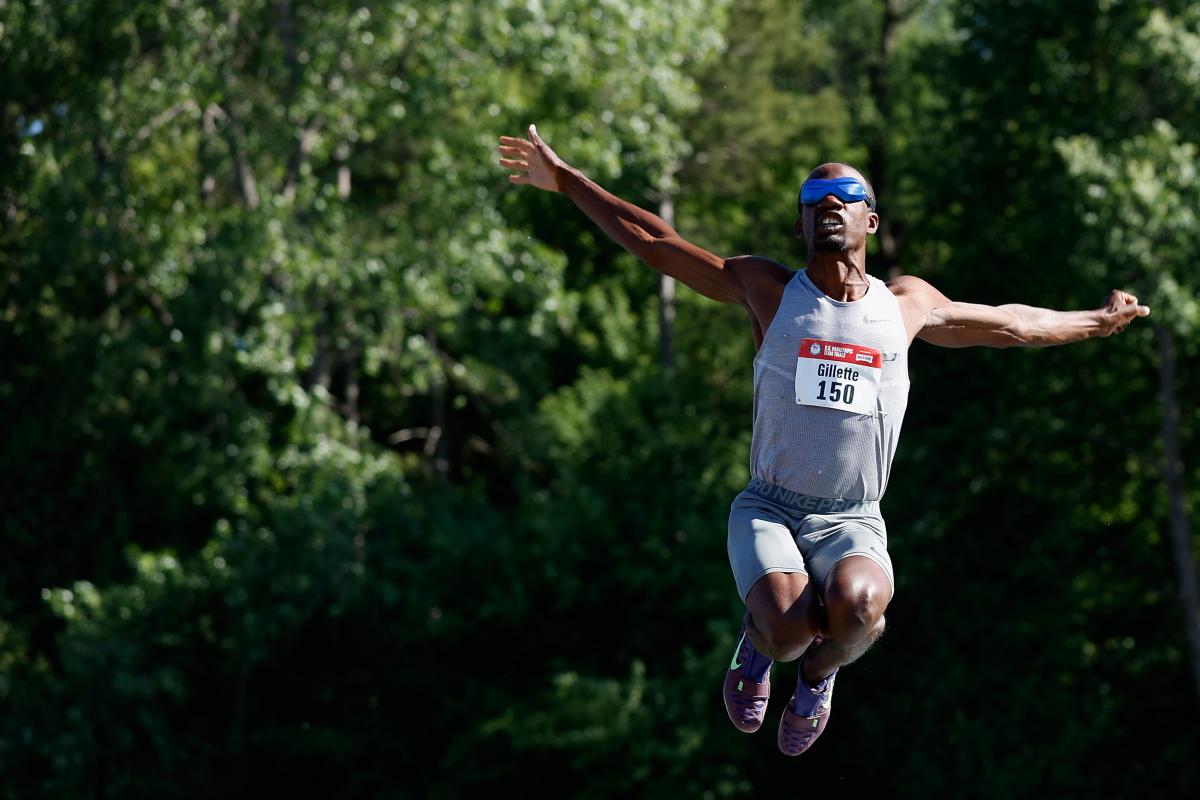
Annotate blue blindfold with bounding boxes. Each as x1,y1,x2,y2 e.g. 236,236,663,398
799,177,873,208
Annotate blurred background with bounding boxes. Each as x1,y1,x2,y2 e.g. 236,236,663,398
2,0,1198,796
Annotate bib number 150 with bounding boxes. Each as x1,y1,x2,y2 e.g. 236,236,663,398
816,380,855,405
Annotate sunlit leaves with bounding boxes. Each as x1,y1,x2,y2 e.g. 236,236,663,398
1059,119,1200,333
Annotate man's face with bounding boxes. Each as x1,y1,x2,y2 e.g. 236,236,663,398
796,167,879,255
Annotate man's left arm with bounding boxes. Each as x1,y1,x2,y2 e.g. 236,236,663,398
888,275,1151,348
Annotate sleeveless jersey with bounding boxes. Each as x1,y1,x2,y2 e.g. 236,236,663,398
749,269,910,501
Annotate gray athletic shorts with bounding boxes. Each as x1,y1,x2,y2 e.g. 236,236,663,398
727,478,894,602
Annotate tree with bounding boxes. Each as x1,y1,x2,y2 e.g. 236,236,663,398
1,0,737,795
1059,18,1200,699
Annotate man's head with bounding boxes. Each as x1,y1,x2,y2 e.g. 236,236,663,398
795,163,879,257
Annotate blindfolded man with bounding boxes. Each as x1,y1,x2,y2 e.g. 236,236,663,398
498,125,1148,756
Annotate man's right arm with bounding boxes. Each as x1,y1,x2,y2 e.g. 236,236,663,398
499,125,753,304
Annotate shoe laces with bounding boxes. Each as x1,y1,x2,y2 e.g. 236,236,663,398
731,692,767,717
790,666,835,717
781,724,816,747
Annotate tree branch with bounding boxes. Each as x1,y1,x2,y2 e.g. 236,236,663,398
131,100,201,148
215,104,260,210
281,119,324,202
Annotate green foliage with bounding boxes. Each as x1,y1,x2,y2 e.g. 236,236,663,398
1060,120,1200,332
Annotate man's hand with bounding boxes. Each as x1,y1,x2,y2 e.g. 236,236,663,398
1096,289,1151,336
498,124,565,192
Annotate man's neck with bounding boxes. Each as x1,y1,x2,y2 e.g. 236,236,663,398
806,251,871,302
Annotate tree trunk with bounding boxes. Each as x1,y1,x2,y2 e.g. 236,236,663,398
336,143,352,199
307,311,332,391
867,0,897,272
658,166,678,372
427,326,449,484
659,275,675,373
1154,322,1200,703
342,357,360,424
867,0,922,275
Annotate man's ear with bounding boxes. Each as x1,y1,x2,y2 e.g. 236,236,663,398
794,218,805,240
866,211,880,235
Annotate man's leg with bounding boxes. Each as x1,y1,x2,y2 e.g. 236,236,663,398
799,555,892,685
777,554,892,756
744,571,824,663
724,486,820,734
723,570,821,733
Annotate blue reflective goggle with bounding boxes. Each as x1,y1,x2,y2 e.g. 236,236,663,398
799,177,872,208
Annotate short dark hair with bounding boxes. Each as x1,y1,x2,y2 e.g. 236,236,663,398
797,163,876,214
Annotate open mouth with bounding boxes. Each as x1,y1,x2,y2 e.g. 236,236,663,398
816,213,844,233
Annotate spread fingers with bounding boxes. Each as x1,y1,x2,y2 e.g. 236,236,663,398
498,136,533,153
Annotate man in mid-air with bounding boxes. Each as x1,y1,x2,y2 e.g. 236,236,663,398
498,124,1148,756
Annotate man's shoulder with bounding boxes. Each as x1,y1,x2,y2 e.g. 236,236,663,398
885,273,952,309
724,255,794,285
885,274,953,337
884,273,936,296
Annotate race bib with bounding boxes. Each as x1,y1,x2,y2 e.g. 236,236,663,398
795,338,882,414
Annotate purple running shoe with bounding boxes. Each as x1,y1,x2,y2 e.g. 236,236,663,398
777,653,836,756
722,613,774,733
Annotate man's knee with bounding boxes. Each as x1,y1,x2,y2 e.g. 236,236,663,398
824,571,890,641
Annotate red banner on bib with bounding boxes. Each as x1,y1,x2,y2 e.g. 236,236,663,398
798,338,882,369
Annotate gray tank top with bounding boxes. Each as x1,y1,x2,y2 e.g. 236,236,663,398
750,269,910,501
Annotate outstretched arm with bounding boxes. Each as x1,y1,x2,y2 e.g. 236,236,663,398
498,125,747,304
888,275,1151,348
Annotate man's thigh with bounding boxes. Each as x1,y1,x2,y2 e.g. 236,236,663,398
797,512,894,599
727,488,806,602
